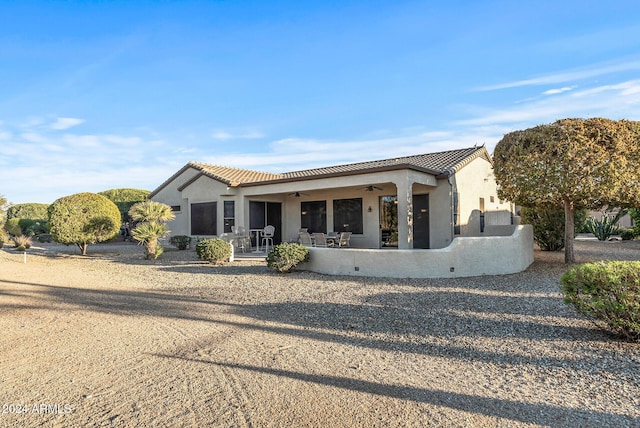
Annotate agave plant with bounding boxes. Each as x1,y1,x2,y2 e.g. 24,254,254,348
131,221,170,259
584,210,627,241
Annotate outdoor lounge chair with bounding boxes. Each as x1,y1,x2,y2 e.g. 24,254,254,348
313,233,334,248
337,231,351,247
298,231,313,247
232,226,251,253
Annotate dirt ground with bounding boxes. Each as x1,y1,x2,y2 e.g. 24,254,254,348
0,241,638,427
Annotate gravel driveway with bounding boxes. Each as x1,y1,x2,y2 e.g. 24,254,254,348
0,239,638,427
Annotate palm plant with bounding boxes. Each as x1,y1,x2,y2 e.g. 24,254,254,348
128,200,175,224
131,222,169,259
128,201,175,259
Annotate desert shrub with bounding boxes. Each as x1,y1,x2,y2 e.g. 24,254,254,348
520,205,586,251
12,235,32,251
169,235,191,250
620,229,637,241
561,261,640,341
266,242,310,273
6,203,49,221
196,238,232,264
584,210,627,241
4,218,22,236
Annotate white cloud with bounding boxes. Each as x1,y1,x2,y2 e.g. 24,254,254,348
477,59,640,91
211,130,264,140
542,86,575,95
51,117,85,130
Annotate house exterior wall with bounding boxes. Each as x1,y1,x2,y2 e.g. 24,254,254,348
453,156,513,237
151,155,514,249
151,167,201,237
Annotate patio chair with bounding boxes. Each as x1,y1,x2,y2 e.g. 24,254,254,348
298,231,313,247
262,225,275,253
313,232,334,248
232,226,251,253
337,231,352,247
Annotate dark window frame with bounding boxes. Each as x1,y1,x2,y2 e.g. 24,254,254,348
333,198,363,234
191,202,217,235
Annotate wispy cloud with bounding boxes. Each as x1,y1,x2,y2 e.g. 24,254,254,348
51,117,85,130
477,59,640,91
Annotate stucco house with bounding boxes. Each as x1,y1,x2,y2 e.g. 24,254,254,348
150,146,516,251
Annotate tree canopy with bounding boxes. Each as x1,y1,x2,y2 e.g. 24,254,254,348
6,203,50,220
48,192,121,255
98,188,150,222
494,118,640,263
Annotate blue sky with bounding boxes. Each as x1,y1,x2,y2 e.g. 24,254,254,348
2,0,640,204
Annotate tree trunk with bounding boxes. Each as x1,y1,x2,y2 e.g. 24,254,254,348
564,198,575,264
77,242,88,256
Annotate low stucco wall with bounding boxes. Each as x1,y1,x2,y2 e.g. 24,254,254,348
298,225,534,279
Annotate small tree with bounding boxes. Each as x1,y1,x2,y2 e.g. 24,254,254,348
494,118,640,264
48,192,121,255
128,200,175,259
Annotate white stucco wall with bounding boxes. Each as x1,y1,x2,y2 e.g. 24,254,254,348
453,157,513,237
298,225,534,279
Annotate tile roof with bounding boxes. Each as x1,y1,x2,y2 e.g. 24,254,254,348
189,162,284,186
279,146,490,180
150,146,490,197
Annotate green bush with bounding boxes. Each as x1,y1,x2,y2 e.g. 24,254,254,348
584,210,627,241
561,261,640,341
196,238,232,264
169,235,191,250
266,242,310,273
620,229,637,241
521,205,586,251
4,218,22,237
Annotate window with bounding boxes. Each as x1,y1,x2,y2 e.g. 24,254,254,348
333,198,363,234
300,201,326,233
170,205,181,212
479,197,485,233
453,192,461,235
223,201,235,233
191,202,217,235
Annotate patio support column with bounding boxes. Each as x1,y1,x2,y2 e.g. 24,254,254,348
395,177,414,249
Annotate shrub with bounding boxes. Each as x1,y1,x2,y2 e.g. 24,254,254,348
12,235,32,251
561,261,640,341
620,229,637,241
99,188,150,222
196,238,232,264
169,235,191,250
266,242,310,273
520,205,586,251
4,218,22,236
131,221,169,260
584,210,627,241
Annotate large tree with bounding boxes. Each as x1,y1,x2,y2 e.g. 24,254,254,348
494,118,640,264
48,192,121,255
98,188,150,222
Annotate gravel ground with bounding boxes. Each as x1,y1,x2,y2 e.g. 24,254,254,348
0,239,638,427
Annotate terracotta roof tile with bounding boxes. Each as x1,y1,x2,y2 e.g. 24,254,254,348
189,162,284,186
151,146,490,197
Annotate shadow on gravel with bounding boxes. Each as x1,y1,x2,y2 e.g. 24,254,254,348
155,354,639,428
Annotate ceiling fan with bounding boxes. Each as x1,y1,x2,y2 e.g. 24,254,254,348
364,185,383,191
287,191,310,197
